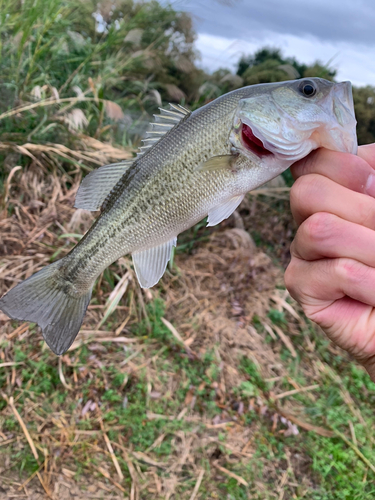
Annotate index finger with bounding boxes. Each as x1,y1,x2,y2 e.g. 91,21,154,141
290,147,375,195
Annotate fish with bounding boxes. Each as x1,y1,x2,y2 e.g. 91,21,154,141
0,78,357,355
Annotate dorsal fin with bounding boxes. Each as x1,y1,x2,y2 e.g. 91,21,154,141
136,104,191,159
74,104,190,212
74,160,134,211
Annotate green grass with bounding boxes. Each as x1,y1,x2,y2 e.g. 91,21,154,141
1,293,375,498
1,190,374,497
0,2,375,495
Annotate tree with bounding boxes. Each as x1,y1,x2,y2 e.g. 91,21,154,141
353,86,375,145
236,46,336,85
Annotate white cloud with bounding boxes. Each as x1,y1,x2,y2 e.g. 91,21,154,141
195,32,375,87
183,0,375,47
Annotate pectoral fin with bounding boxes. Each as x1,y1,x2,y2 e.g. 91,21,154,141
200,154,239,172
132,238,177,288
207,195,244,227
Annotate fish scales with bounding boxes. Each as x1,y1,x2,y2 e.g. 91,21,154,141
63,89,252,288
0,78,358,354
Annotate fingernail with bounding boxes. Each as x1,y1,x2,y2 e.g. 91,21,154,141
365,174,375,197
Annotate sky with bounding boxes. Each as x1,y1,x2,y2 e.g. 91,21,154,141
175,0,375,87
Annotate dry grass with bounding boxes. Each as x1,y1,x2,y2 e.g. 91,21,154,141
0,167,375,499
0,134,132,175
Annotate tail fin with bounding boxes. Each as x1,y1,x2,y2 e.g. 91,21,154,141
0,261,92,355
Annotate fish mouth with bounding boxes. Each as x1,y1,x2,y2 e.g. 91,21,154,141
241,123,273,157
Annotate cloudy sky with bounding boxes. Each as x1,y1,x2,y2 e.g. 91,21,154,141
176,0,375,87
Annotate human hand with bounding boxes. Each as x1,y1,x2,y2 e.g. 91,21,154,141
284,144,375,381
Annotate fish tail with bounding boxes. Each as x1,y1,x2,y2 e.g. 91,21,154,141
0,260,92,355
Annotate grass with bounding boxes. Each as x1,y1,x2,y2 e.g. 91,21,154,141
0,1,375,497
0,162,373,499
1,183,375,499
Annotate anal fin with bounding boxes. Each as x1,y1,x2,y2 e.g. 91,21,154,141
207,195,244,227
132,238,177,288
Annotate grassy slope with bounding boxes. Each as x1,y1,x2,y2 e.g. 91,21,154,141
0,172,375,500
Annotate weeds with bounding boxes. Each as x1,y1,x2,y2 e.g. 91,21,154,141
1,183,375,498
0,1,375,498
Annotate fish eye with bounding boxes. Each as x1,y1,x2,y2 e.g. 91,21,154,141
299,81,317,97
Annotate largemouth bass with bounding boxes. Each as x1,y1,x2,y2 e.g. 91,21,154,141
0,78,357,355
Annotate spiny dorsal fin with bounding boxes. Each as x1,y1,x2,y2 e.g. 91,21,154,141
74,160,134,211
75,104,190,212
136,103,191,159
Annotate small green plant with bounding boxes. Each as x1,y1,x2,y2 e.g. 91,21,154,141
267,308,287,326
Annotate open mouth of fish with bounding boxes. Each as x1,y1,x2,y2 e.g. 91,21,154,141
241,122,273,157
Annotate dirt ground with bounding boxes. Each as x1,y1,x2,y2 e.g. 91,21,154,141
1,169,374,499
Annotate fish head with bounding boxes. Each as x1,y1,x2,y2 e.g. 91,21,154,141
230,78,357,169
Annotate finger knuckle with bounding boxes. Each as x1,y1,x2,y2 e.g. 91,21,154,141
302,212,338,245
284,260,300,299
334,258,368,288
355,197,375,229
339,155,371,193
291,149,320,177
348,154,369,174
289,239,296,257
290,176,306,213
290,174,322,213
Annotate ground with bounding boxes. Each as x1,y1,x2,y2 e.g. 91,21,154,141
0,168,375,499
